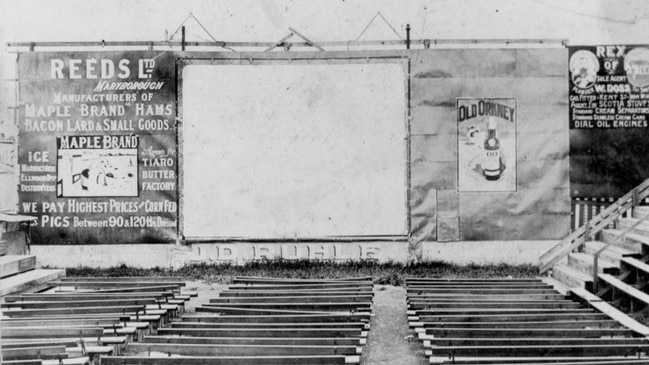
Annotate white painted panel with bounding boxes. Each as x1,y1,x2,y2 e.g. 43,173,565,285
182,63,406,238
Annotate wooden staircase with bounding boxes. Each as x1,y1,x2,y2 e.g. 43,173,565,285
539,178,649,336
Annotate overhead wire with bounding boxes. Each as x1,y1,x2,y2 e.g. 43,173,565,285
167,12,235,52
531,0,649,25
354,11,404,42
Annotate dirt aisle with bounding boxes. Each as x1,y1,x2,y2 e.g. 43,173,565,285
362,285,428,365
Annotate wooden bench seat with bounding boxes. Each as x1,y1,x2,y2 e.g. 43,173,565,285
142,335,366,346
2,298,157,309
1,336,128,346
227,283,372,291
126,342,361,356
169,321,369,329
425,343,649,357
157,327,368,338
101,355,360,365
178,313,371,324
4,291,175,302
2,326,105,339
2,345,67,360
2,304,147,317
5,357,90,365
219,290,374,298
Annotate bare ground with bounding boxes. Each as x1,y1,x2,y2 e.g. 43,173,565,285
362,285,428,365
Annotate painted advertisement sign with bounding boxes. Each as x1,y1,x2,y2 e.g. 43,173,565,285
457,98,517,192
18,52,177,244
569,45,649,197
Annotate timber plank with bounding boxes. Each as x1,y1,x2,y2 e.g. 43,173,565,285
157,327,367,338
418,327,633,338
179,313,370,323
143,335,365,346
409,313,608,322
2,326,104,339
209,295,374,303
102,355,357,364
126,342,360,356
169,321,368,329
417,320,619,329
219,290,374,297
598,273,649,306
424,337,649,347
425,344,649,357
0,255,36,278
2,346,67,360
571,287,649,336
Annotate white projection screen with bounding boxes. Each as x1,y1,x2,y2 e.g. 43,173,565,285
181,61,407,239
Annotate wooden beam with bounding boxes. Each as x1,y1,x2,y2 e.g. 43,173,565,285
5,291,176,302
196,306,361,316
126,343,359,356
2,346,67,361
418,327,633,338
228,283,373,290
406,301,580,309
234,276,372,283
50,281,184,288
425,343,649,357
219,290,374,297
6,38,567,50
101,355,359,365
209,295,373,304
200,302,372,311
170,322,368,330
3,326,104,339
410,313,607,323
2,298,157,308
571,286,649,336
156,327,367,338
143,335,365,347
425,337,649,347
179,313,370,324
417,320,618,329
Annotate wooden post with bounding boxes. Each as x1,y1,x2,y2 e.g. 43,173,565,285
181,26,186,51
406,24,411,49
592,255,599,293
584,221,591,242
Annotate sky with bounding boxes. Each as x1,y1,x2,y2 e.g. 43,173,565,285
0,0,647,123
0,0,648,45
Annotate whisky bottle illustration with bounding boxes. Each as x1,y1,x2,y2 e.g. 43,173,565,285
483,118,502,181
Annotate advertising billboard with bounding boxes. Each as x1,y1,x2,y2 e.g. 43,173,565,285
18,52,177,244
569,45,649,197
457,97,517,192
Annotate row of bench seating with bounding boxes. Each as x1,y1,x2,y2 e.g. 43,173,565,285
1,276,195,364
406,277,649,364
102,276,374,364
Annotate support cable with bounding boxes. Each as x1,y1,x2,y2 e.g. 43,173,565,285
354,11,404,42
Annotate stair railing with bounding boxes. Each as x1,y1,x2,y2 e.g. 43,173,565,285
538,178,649,275
592,210,649,292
